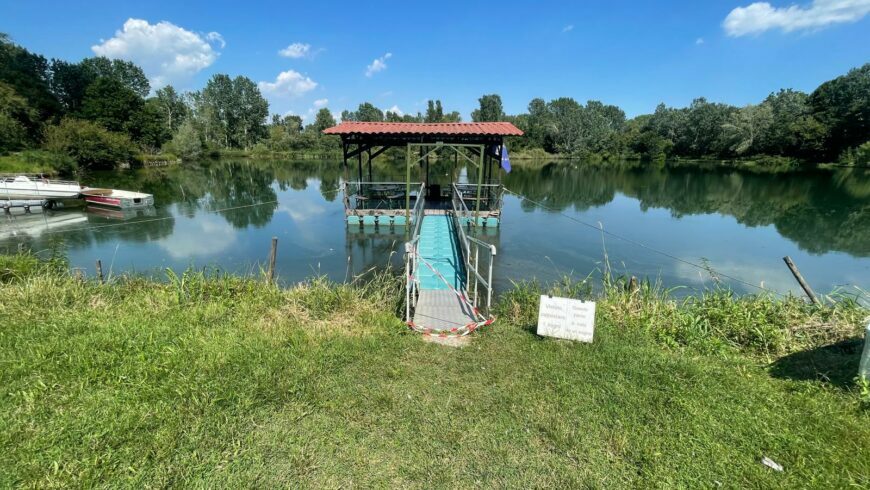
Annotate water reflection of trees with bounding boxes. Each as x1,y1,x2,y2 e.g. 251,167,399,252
504,162,870,257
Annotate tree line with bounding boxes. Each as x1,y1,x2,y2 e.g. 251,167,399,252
1,31,867,173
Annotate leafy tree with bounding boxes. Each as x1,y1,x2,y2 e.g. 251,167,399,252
232,76,268,149
311,108,336,132
471,94,505,122
78,57,150,98
154,86,187,133
44,118,135,169
0,34,60,132
166,119,203,160
79,77,143,132
48,59,91,113
131,99,170,152
809,63,870,159
0,81,38,151
342,102,384,122
721,104,773,155
425,100,444,123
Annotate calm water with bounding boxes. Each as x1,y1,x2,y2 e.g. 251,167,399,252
2,159,868,300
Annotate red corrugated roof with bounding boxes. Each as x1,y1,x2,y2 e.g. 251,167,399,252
322,121,523,136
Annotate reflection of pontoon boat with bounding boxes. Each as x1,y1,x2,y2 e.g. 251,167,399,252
1,175,82,200
81,188,154,209
86,205,157,220
0,211,88,240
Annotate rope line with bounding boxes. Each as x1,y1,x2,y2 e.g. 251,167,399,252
502,186,785,297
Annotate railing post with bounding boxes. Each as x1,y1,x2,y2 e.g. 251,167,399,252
473,243,480,307
405,144,411,224
487,245,496,313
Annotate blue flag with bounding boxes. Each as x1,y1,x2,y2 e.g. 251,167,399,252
500,144,512,173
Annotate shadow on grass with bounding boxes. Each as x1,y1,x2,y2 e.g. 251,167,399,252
768,338,864,389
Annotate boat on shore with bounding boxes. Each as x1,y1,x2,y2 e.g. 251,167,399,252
1,175,82,200
81,188,154,209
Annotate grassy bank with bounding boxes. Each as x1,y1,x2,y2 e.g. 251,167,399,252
0,150,75,175
1,257,868,487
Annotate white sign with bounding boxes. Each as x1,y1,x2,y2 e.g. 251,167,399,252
537,295,596,342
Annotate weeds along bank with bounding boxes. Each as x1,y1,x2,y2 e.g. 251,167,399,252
1,253,869,486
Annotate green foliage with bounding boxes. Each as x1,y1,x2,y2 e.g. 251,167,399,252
194,74,269,149
0,35,60,132
0,81,39,151
839,141,870,166
342,102,384,122
310,108,336,132
164,119,203,161
154,85,187,133
809,64,870,160
471,93,505,122
0,149,76,174
79,77,143,132
44,118,135,169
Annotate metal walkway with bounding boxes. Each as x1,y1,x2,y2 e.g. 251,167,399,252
405,188,497,335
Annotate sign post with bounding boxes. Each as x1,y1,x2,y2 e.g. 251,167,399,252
537,295,596,342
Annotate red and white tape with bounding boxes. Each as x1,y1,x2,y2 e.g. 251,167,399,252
406,254,495,337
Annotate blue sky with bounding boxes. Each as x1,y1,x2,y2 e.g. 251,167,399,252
3,0,869,121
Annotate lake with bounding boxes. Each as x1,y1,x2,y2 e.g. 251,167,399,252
2,159,868,301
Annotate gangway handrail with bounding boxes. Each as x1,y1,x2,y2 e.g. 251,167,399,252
451,184,497,314
404,182,426,321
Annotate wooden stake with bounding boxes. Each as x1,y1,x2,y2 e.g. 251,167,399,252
95,259,104,284
268,237,278,284
628,276,639,294
782,256,819,305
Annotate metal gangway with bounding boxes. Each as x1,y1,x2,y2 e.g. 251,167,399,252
404,184,497,336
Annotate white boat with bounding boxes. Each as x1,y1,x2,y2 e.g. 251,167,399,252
1,175,82,200
81,188,154,209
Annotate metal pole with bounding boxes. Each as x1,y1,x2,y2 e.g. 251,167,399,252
357,146,363,183
405,144,411,223
475,144,484,220
473,243,480,307
487,246,495,313
783,256,820,304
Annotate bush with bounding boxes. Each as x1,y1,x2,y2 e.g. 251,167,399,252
44,118,135,170
0,149,76,175
163,120,203,161
839,141,870,167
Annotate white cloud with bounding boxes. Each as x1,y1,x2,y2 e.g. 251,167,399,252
365,52,392,77
723,0,870,36
696,37,705,44
205,31,225,48
386,104,403,116
92,18,223,88
279,42,311,58
313,98,329,108
562,24,575,32
258,70,318,97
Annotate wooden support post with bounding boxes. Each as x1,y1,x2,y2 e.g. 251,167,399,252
628,276,639,294
783,256,819,304
95,259,104,284
367,148,373,182
268,237,278,284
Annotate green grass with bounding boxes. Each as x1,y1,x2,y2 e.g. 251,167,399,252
1,259,868,487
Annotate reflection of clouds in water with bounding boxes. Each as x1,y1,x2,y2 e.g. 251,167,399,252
156,213,236,259
672,260,800,296
279,199,326,222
